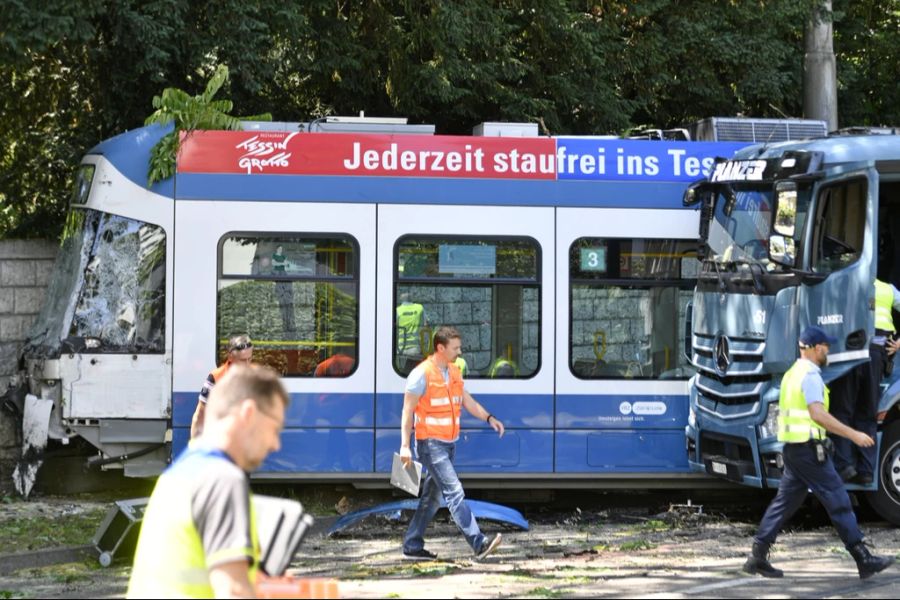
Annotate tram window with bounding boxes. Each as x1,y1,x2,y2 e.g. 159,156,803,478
216,233,359,377
67,211,166,353
394,236,540,378
569,238,698,380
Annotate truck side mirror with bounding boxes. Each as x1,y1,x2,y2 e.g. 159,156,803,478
772,181,798,237
768,234,796,267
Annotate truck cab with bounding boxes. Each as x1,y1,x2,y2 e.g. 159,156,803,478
684,132,900,524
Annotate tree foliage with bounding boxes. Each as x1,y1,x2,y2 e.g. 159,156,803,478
0,0,896,238
144,65,271,187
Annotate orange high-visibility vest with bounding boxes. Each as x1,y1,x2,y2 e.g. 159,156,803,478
210,361,231,382
414,357,464,441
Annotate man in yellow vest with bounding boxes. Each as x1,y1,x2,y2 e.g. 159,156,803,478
396,292,427,368
833,279,900,483
191,334,254,439
743,326,893,580
399,326,505,561
129,365,288,598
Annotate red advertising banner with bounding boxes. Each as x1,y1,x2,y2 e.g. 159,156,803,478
177,131,557,180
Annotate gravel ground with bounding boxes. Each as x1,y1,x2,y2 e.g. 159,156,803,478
1,491,899,598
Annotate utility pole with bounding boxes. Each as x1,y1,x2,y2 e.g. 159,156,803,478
803,0,838,131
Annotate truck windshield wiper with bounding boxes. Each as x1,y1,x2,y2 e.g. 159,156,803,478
730,258,767,294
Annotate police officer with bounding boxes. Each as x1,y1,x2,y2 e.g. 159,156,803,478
743,326,894,580
834,279,900,483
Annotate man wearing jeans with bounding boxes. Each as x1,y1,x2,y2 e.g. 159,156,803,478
399,326,505,561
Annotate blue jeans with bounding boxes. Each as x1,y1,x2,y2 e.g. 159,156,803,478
403,438,485,554
755,442,863,549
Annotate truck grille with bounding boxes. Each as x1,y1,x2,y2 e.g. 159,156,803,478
693,333,769,410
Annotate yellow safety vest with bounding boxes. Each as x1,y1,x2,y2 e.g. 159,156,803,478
875,279,896,333
127,448,260,598
396,303,425,352
454,356,468,377
777,359,829,443
488,357,519,378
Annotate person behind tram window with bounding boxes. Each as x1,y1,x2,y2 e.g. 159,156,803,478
272,245,296,334
396,291,427,367
488,356,519,378
832,278,900,484
191,334,253,439
128,365,289,599
453,355,468,377
313,352,355,377
743,326,894,580
399,326,505,561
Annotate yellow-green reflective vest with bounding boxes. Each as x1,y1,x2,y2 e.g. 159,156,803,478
777,359,829,443
875,279,896,333
488,357,519,378
396,303,425,352
127,448,260,599
454,356,468,377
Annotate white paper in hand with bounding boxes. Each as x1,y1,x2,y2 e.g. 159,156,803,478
390,452,422,497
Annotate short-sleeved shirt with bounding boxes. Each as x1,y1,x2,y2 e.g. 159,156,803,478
128,446,254,597
405,361,466,397
798,358,826,406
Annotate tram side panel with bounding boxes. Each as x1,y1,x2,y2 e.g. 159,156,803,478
555,207,698,474
373,204,555,474
172,199,377,473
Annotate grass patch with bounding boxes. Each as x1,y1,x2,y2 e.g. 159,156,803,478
344,561,460,580
525,587,567,598
637,519,671,532
0,508,106,552
618,539,656,552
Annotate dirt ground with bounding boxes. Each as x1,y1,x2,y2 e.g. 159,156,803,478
2,490,900,598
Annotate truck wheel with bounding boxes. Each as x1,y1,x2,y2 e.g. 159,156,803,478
866,420,900,525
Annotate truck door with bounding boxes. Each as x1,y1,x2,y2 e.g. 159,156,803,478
799,165,878,370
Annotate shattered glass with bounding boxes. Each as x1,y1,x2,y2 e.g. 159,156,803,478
24,209,166,356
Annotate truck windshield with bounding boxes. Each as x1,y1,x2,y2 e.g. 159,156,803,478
707,187,775,267
24,208,166,356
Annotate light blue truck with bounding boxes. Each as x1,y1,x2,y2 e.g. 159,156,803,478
684,130,900,524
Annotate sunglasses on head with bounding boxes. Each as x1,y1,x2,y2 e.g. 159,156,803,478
230,341,253,351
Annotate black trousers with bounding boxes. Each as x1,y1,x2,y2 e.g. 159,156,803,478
755,442,863,548
830,344,882,477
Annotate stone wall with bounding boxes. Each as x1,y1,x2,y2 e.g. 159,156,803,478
0,240,58,473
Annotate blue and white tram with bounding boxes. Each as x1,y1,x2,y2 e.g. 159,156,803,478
15,120,746,490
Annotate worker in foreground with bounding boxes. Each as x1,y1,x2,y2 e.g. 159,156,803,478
743,326,894,580
128,365,288,598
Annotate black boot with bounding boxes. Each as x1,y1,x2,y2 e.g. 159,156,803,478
743,541,783,578
848,541,894,579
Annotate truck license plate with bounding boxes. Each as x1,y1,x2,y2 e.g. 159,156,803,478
711,461,727,476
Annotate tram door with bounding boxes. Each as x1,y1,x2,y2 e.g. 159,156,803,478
173,200,377,473
374,204,555,474
555,207,698,474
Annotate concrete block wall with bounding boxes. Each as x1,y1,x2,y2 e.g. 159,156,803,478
0,239,58,472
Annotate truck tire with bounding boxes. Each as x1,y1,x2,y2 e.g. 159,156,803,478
866,420,900,525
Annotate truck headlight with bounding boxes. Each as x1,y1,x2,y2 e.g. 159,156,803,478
758,402,780,439
688,406,697,429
